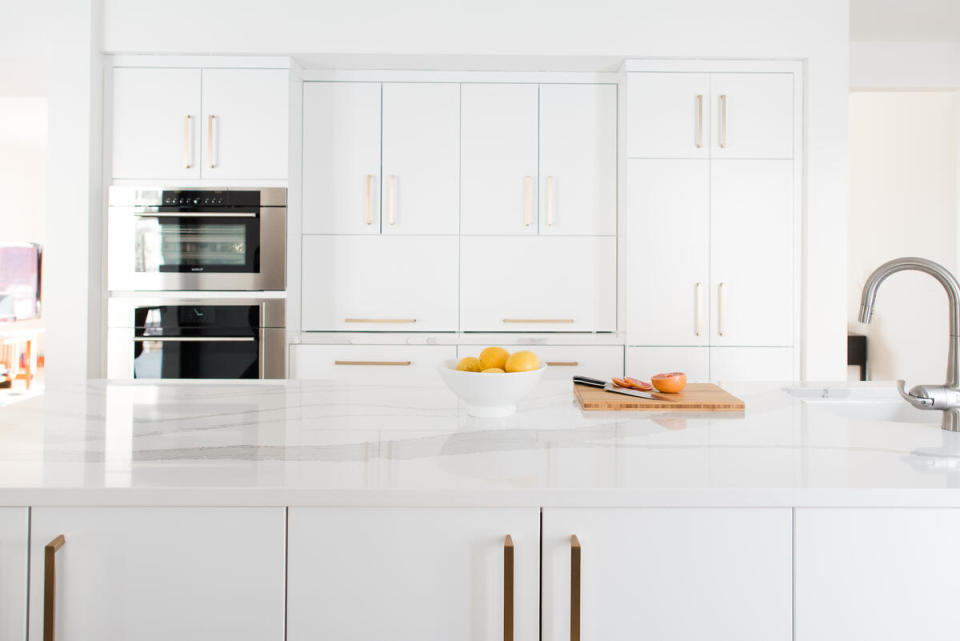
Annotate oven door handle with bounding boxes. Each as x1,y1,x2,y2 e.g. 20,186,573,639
133,212,258,218
133,336,256,342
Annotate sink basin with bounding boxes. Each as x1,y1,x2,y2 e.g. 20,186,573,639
785,386,941,424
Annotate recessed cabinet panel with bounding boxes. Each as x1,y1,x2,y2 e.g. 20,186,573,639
711,73,794,159
539,84,617,236
301,235,458,332
28,507,285,641
0,508,28,641
460,236,616,333
627,73,710,159
381,83,460,235
287,508,540,641
302,82,382,234
626,159,710,345
461,83,539,235
112,68,201,179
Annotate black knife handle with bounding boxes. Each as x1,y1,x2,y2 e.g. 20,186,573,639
572,376,606,388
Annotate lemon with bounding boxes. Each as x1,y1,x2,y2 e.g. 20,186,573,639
456,357,482,372
478,346,510,370
481,367,505,373
504,350,539,373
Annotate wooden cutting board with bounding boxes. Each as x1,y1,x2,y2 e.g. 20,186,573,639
574,383,745,412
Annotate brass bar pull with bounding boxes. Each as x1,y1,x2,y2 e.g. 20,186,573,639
334,360,412,366
571,535,581,641
718,282,727,337
183,115,192,168
387,175,397,225
365,175,374,225
504,535,514,641
719,95,727,148
695,95,703,148
546,176,555,226
523,176,532,227
695,281,703,337
546,361,579,367
207,114,217,168
344,318,417,324
44,535,66,641
503,319,575,324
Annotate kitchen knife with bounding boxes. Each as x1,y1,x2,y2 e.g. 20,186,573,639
572,376,676,402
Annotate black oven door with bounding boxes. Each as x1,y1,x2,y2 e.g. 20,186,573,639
135,213,260,275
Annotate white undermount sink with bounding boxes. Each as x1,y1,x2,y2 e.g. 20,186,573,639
785,386,941,424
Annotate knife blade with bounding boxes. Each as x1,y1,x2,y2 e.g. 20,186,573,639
602,382,675,401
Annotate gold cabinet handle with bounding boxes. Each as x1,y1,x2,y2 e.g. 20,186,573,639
502,318,574,324
504,535,514,641
545,361,579,367
695,281,703,337
183,115,192,168
207,114,217,168
344,318,416,324
718,281,727,337
365,175,374,225
44,535,66,641
719,95,727,148
695,95,703,149
571,535,581,641
334,360,411,366
546,176,555,226
523,176,533,227
387,175,397,225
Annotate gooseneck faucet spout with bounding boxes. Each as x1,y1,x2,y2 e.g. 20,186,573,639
859,257,960,431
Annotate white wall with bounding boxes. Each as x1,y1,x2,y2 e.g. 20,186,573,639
851,42,960,89
848,91,960,383
101,0,851,381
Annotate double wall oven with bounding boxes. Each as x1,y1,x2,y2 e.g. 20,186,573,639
107,187,287,380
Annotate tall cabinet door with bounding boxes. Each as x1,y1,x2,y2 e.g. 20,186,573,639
461,83,539,235
542,508,792,641
112,68,201,179
626,159,710,345
710,73,794,159
287,508,541,641
302,82,381,234
201,68,289,180
710,160,794,347
627,73,710,159
381,83,460,235
539,84,617,236
0,508,27,641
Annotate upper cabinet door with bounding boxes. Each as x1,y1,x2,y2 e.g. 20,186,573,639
710,160,794,347
201,68,289,180
460,83,539,235
302,82,381,234
112,68,201,179
539,84,617,236
627,73,710,159
381,83,460,235
710,73,794,159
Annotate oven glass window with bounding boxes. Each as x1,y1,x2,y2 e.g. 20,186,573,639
135,216,259,273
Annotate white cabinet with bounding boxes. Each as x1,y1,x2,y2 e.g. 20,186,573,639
460,236,616,332
542,508,792,641
626,159,710,345
301,235,458,332
627,73,710,159
539,84,617,236
112,68,201,179
796,509,960,641
381,83,460,235
200,69,289,180
710,347,794,382
0,508,27,641
457,345,624,380
302,82,381,234
290,345,456,381
710,160,794,347
28,507,285,641
711,73,794,159
461,83,539,235
625,346,710,382
287,508,540,641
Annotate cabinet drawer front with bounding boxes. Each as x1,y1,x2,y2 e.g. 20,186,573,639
460,236,616,332
291,345,456,381
0,508,27,641
301,236,458,332
709,347,794,382
287,507,540,641
458,345,623,380
625,346,710,382
29,507,285,641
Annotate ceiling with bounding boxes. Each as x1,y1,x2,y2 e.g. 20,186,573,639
851,0,960,42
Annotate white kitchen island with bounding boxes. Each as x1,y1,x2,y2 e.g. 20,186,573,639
2,380,958,641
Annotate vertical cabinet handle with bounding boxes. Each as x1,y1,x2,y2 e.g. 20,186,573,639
207,114,217,168
571,535,581,641
183,115,192,168
718,282,727,337
504,535,514,641
365,174,374,225
719,95,727,148
44,535,66,641
523,176,532,227
695,95,704,149
695,281,703,336
546,176,555,226
387,175,397,225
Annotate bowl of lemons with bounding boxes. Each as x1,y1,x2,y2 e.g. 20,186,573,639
438,347,546,417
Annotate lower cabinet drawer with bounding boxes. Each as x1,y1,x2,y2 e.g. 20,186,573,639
626,346,710,382
290,344,457,381
710,347,795,382
457,345,623,380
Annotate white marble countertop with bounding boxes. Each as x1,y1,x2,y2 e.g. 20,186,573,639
3,379,960,507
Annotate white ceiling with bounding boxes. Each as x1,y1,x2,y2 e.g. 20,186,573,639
851,0,960,42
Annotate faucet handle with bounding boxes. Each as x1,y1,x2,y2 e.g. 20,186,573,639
897,380,936,409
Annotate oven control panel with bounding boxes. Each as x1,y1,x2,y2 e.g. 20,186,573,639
161,190,259,209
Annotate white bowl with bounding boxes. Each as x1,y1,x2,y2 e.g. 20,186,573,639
437,359,547,417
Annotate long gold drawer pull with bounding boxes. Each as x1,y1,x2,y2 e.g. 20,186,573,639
183,115,192,168
334,360,412,366
695,95,703,148
719,95,727,148
718,281,727,337
502,319,575,324
571,535,581,641
504,535,514,641
365,175,374,225
695,281,704,337
344,318,417,324
523,176,532,227
44,535,66,641
546,361,579,367
207,114,217,168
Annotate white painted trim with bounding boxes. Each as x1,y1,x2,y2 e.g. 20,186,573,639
109,54,295,70
301,69,621,84
624,59,803,74
109,178,288,188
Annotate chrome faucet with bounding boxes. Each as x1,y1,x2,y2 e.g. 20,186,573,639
859,257,960,431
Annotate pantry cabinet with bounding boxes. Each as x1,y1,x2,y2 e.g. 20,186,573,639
287,508,540,641
627,72,710,159
28,507,285,641
0,508,28,641
542,508,792,641
710,73,794,159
